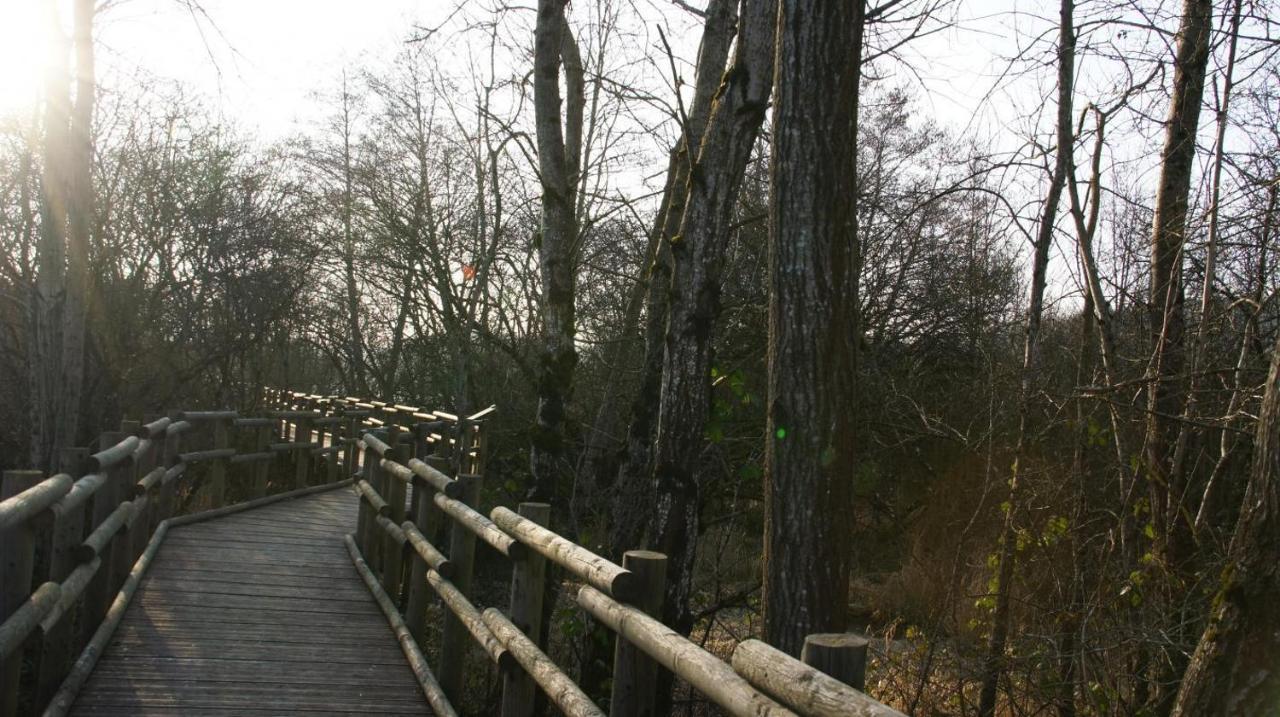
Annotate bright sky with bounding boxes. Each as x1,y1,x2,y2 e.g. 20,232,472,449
0,0,1025,140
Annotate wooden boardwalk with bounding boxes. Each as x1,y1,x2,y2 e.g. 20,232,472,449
70,488,431,716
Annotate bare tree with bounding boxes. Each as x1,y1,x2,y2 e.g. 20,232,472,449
530,0,584,502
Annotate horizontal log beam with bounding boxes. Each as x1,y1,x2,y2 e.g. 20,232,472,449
482,608,603,717
86,436,139,472
732,639,902,717
435,493,525,561
0,582,60,659
492,507,633,600
576,587,795,717
0,473,72,531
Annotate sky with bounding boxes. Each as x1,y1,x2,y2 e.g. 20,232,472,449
0,0,1026,142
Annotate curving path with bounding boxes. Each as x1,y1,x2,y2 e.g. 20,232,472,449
69,488,430,716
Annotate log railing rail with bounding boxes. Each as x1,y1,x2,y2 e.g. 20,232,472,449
2,386,903,716
0,394,395,717
315,385,905,717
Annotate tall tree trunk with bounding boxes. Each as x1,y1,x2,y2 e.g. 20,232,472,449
1142,2,1213,711
340,72,367,396
761,0,863,655
648,0,776,636
608,0,736,556
978,1,1075,712
29,3,72,471
530,0,583,504
59,0,94,452
1144,0,1213,572
1171,333,1280,716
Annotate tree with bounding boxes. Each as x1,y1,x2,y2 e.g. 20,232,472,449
761,0,864,654
646,0,777,634
1171,331,1280,716
530,0,584,503
977,0,1077,712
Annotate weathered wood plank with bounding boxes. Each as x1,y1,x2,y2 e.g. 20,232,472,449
64,489,431,716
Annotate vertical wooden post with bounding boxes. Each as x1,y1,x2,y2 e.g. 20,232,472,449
356,445,376,558
209,417,228,508
36,449,88,706
293,415,312,489
438,472,481,702
80,431,125,648
253,423,271,497
404,473,435,646
157,415,180,526
608,550,668,717
802,633,868,692
119,419,149,562
501,502,551,717
381,437,408,600
1,471,42,717
343,412,359,477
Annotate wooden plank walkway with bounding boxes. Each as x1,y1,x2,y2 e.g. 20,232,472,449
70,488,431,716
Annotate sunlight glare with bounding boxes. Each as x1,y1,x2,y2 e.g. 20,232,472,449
0,0,52,117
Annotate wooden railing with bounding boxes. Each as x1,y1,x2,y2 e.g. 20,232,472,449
0,394,410,717
335,391,905,717
1,387,902,716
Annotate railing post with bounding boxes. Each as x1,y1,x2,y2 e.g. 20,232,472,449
342,413,356,476
294,414,312,489
253,422,271,497
405,443,444,646
158,412,181,524
438,472,481,702
209,417,228,508
120,419,149,562
80,431,125,649
501,502,551,717
1,470,42,717
356,445,377,560
381,438,408,600
802,633,868,692
608,550,668,717
36,449,88,707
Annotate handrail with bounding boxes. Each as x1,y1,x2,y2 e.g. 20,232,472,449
339,391,898,717
0,396,373,717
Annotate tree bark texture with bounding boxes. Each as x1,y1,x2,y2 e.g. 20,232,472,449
647,0,776,636
29,4,73,471
762,0,862,656
609,0,737,557
530,0,584,504
1171,333,1280,716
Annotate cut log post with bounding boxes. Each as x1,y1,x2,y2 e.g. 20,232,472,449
383,438,409,602
439,473,481,702
343,412,359,477
209,417,228,508
293,415,312,489
501,502,551,717
729,635,898,717
120,420,150,562
156,415,181,525
252,423,271,498
802,633,868,692
1,470,41,717
610,550,668,717
38,449,89,705
80,431,126,649
356,454,378,560
405,460,445,645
